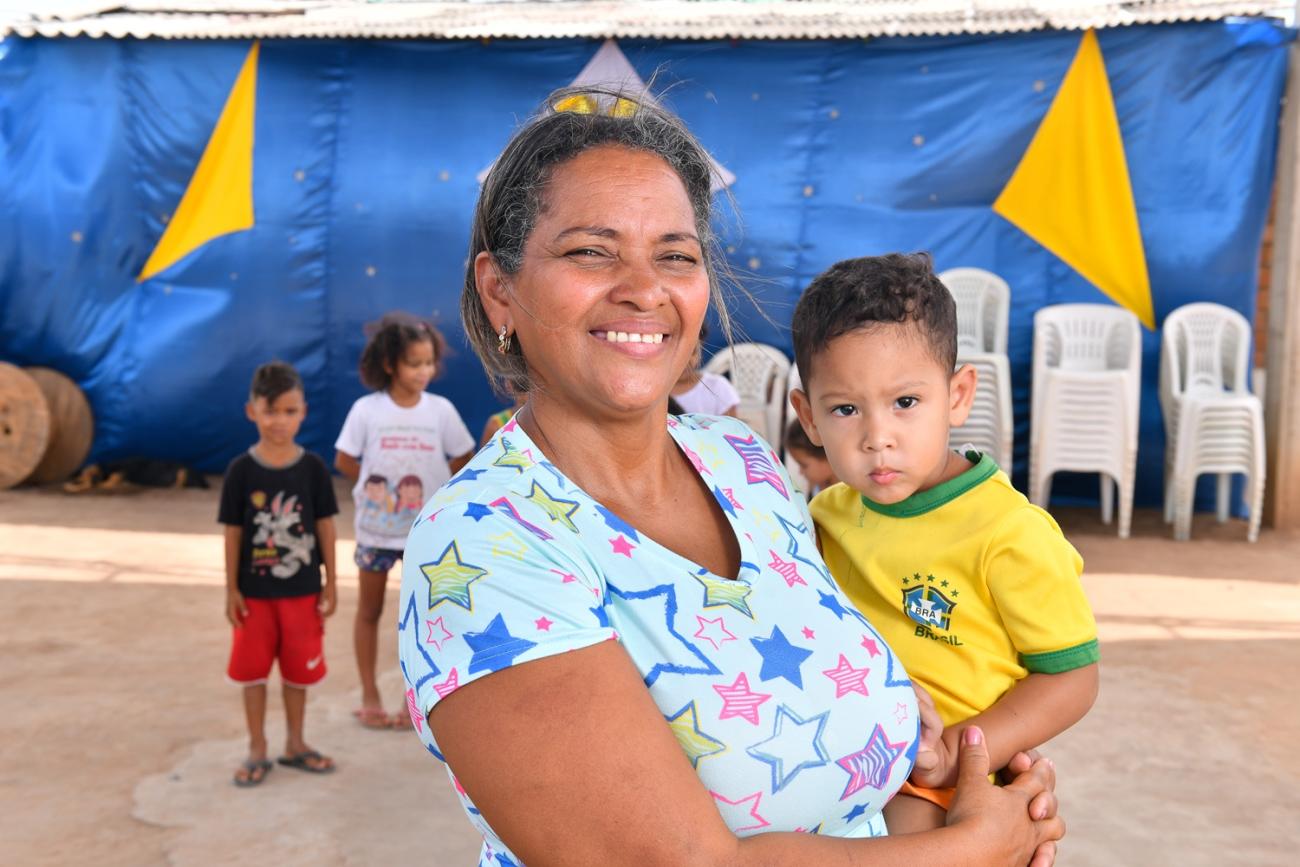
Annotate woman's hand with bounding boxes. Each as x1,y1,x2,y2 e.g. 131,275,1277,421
945,727,1065,866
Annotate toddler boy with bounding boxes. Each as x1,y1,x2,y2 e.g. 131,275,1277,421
789,253,1098,831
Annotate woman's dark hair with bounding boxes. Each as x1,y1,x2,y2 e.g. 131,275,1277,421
359,312,447,391
463,84,738,395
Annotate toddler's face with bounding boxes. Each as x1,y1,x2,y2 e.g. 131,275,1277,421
364,481,387,503
793,323,974,505
398,481,423,507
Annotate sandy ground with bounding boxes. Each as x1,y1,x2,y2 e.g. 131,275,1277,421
1,480,1298,866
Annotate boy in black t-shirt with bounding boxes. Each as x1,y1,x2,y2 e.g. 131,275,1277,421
219,361,339,787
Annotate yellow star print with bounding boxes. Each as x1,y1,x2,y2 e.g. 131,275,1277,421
524,481,581,533
666,701,726,769
420,541,488,610
492,439,533,474
694,573,754,618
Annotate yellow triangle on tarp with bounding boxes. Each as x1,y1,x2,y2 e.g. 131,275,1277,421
137,42,259,282
993,30,1154,329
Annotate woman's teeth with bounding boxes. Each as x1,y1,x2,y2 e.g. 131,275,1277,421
602,331,664,344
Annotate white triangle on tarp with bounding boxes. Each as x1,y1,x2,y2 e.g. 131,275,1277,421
478,39,736,193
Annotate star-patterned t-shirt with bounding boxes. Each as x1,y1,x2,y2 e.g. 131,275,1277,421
398,414,919,865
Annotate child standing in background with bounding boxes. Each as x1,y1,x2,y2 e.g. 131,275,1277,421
221,361,338,785
335,315,476,730
784,419,839,497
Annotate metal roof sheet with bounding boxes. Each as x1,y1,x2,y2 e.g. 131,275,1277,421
1,0,1286,40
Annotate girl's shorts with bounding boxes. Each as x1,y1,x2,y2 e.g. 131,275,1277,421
354,544,403,573
227,594,325,687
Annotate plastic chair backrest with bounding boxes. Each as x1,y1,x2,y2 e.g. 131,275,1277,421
1034,304,1140,374
938,267,1011,355
704,342,791,442
1161,302,1250,397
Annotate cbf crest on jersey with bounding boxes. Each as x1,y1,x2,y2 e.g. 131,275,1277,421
902,583,956,632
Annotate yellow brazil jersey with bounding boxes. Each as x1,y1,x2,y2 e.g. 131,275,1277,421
811,453,1098,727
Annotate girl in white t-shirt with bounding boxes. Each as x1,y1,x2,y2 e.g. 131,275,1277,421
670,325,740,416
334,316,475,729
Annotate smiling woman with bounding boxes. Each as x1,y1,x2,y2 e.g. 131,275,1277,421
397,86,1064,866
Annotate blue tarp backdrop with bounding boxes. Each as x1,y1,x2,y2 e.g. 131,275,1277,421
0,23,1291,507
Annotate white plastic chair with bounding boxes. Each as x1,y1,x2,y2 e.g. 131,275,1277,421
1029,304,1142,538
704,342,791,446
938,267,1011,355
1159,302,1264,541
950,351,1014,472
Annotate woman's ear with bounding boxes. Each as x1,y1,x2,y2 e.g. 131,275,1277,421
474,251,512,332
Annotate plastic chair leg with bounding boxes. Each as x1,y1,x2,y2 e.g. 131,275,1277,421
1118,476,1134,540
1100,476,1114,525
1215,474,1231,523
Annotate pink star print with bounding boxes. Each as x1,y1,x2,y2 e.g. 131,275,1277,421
721,487,744,510
709,789,771,833
425,617,454,650
535,616,554,632
609,534,635,557
894,702,909,724
801,626,815,640
501,418,518,433
837,725,908,799
681,443,710,475
405,688,423,733
860,635,881,658
713,672,772,725
822,654,871,698
434,667,460,699
767,550,807,587
694,615,737,651
549,568,578,584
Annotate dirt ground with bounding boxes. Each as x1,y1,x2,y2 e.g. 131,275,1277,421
1,479,1297,866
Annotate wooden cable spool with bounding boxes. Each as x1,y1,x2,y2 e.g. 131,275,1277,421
25,367,94,485
0,362,51,490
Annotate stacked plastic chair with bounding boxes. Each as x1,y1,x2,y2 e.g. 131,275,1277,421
938,267,1011,355
1029,304,1142,538
940,268,1014,471
1159,302,1264,542
950,352,1014,471
703,342,791,445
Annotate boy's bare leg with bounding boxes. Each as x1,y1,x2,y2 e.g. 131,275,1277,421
282,683,333,771
353,568,388,716
233,684,269,784
882,792,947,835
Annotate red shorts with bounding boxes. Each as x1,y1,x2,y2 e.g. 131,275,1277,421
227,594,326,687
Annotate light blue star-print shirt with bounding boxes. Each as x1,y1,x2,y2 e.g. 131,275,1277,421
398,414,918,865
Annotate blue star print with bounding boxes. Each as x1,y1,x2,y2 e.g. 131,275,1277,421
464,613,538,675
750,625,814,688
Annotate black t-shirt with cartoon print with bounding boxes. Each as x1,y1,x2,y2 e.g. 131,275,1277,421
218,448,339,598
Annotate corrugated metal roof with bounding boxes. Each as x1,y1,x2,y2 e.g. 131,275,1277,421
0,0,1286,41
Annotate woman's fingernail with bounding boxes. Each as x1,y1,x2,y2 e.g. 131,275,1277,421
963,726,983,745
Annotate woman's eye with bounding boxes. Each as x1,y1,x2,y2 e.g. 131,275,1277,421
567,247,604,258
896,396,918,410
662,252,698,264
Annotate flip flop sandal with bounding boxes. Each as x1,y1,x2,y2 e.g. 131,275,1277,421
233,758,272,788
353,707,391,730
277,750,335,774
389,711,413,730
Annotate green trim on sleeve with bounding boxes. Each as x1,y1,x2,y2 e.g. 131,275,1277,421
1020,639,1100,674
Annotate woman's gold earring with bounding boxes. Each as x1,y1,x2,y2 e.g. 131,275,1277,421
497,325,512,354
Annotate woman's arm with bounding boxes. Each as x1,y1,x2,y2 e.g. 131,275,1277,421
432,639,1063,867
